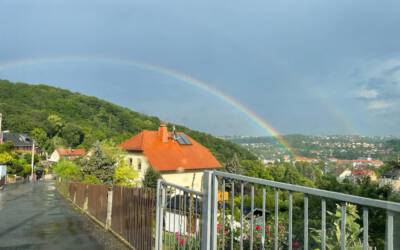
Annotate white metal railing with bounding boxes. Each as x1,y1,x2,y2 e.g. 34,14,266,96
156,171,400,250
155,179,204,250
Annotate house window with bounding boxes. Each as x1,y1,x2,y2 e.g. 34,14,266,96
129,158,133,166
137,159,142,170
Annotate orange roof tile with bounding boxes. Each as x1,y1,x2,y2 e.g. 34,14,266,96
120,129,222,172
57,148,86,157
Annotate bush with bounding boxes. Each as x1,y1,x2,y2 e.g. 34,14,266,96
53,160,81,181
82,175,102,184
0,152,13,164
143,167,161,188
114,160,139,187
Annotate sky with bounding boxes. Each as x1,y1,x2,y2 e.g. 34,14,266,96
0,0,400,136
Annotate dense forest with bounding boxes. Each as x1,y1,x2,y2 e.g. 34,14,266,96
0,79,255,163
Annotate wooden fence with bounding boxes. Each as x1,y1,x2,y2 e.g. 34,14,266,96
87,184,109,224
60,181,156,250
112,186,156,250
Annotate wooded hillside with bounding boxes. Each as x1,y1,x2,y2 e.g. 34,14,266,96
0,79,255,163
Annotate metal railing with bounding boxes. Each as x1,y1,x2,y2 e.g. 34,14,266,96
211,171,400,250
155,179,204,250
156,171,400,249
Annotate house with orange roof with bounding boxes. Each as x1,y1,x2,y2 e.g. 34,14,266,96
120,124,222,191
294,156,320,164
49,148,87,162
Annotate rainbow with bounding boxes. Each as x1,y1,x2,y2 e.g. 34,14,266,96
0,55,298,156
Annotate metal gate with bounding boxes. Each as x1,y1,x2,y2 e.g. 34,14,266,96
156,180,200,249
156,171,400,250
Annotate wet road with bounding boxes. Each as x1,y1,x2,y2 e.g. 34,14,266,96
0,181,128,250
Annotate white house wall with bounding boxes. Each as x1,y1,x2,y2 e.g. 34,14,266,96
123,152,205,191
49,151,60,162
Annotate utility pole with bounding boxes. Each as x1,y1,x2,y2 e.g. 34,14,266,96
31,140,35,182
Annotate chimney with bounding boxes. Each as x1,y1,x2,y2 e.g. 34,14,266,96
0,113,3,144
158,123,169,143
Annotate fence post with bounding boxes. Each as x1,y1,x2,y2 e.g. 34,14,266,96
83,185,88,211
106,186,113,230
202,171,212,250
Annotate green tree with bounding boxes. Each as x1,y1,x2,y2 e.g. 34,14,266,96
225,153,242,174
61,123,84,147
0,141,13,153
81,141,115,184
47,115,64,136
8,158,30,177
30,127,50,151
114,160,139,187
143,167,161,188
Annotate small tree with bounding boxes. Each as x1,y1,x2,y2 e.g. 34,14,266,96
114,160,139,187
31,127,50,152
53,160,81,181
225,153,242,174
81,141,115,184
143,167,161,188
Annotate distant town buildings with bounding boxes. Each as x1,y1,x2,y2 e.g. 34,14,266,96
294,156,320,164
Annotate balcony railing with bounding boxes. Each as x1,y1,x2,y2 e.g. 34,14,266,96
156,171,400,250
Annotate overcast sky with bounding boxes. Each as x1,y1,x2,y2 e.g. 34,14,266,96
1,0,400,136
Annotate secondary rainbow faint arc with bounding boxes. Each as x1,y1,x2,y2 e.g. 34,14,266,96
0,55,298,156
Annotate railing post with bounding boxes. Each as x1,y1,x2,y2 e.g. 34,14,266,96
155,179,162,250
201,171,212,250
105,186,113,230
386,211,394,250
211,172,218,250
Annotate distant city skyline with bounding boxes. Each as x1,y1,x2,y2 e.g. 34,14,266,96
1,1,400,136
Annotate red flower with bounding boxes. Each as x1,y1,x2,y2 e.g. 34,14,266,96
217,223,222,232
292,240,301,249
175,232,180,240
179,238,185,247
255,225,261,231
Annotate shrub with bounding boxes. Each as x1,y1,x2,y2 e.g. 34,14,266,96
53,160,81,181
143,167,161,188
114,160,139,187
82,175,102,184
0,152,13,164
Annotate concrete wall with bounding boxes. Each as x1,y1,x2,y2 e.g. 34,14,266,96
49,151,60,162
123,152,151,181
162,171,204,191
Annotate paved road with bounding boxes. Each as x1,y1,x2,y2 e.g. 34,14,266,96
0,180,128,250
